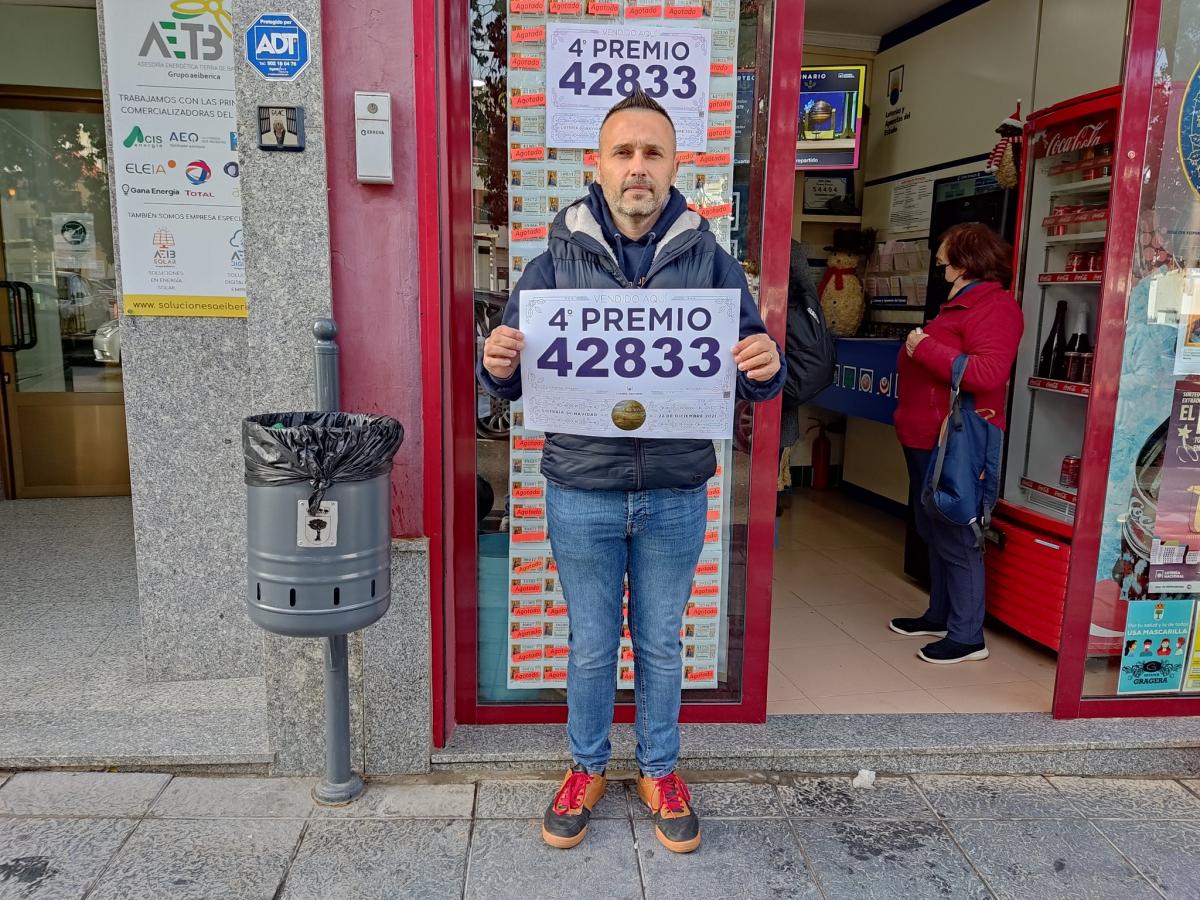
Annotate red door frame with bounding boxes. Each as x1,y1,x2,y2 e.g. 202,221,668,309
418,0,804,739
1054,0,1200,718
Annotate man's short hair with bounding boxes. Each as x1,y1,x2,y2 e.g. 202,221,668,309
600,89,676,139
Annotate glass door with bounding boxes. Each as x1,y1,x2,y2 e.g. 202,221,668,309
449,0,801,724
1056,0,1200,716
0,97,128,498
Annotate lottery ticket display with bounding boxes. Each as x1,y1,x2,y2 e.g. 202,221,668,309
505,0,741,284
505,402,731,690
500,0,740,691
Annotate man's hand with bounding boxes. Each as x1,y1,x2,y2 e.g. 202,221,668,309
733,333,781,382
483,325,524,381
905,327,928,357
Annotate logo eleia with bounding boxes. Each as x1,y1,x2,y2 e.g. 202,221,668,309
139,0,232,62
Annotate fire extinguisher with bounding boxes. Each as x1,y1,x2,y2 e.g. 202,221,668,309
808,418,831,491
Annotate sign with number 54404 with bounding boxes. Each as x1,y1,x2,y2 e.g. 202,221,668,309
545,24,712,151
519,289,738,439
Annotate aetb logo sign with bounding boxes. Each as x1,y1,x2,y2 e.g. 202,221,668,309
245,13,310,81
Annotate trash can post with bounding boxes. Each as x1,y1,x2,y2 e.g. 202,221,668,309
316,630,359,803
313,319,339,415
310,318,364,806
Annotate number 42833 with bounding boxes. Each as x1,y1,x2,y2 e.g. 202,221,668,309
536,335,721,378
559,39,697,100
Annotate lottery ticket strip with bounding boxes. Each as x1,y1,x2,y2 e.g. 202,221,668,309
499,0,742,689
506,402,732,690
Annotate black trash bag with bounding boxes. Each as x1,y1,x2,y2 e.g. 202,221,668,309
243,412,404,514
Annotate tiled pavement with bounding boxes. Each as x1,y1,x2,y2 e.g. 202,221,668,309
2,771,1199,898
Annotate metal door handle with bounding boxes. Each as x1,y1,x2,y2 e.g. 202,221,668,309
0,281,36,352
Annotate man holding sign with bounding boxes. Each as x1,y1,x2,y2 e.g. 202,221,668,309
479,90,783,854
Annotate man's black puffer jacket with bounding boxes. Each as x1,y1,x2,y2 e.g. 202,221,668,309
477,183,785,491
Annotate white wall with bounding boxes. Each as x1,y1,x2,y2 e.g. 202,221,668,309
863,0,1040,188
0,5,102,91
1033,0,1128,110
859,0,1129,240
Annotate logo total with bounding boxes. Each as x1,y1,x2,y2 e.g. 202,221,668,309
185,160,212,185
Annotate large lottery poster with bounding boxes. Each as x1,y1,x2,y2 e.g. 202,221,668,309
506,402,730,690
502,0,739,690
544,25,712,150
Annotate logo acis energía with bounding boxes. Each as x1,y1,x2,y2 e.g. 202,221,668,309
139,0,232,62
123,125,162,148
123,126,207,149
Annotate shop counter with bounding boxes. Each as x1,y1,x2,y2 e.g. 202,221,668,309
813,338,902,426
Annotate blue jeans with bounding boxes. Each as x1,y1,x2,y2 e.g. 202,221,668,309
545,480,707,778
903,446,987,645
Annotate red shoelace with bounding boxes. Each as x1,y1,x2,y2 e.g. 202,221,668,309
654,773,692,815
552,770,592,814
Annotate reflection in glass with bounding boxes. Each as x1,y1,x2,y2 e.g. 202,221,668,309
1083,0,1200,698
0,108,119,394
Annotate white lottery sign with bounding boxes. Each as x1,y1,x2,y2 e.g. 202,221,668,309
519,289,738,439
545,24,711,151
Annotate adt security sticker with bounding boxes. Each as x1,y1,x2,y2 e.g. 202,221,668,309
246,13,310,81
298,500,338,548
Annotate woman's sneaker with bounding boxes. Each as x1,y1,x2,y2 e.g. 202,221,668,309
889,615,949,637
637,771,701,853
542,765,607,849
918,637,989,664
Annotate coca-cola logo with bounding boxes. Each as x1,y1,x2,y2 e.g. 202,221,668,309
1041,122,1106,156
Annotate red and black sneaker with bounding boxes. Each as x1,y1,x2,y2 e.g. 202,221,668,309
541,764,607,849
637,771,701,853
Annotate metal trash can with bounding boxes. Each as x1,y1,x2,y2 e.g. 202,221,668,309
243,411,404,638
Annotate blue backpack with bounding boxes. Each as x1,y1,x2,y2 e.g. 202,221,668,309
922,355,1003,547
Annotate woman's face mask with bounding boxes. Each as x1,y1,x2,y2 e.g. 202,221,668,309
935,241,962,285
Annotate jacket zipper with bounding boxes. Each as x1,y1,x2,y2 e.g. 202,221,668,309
634,437,644,491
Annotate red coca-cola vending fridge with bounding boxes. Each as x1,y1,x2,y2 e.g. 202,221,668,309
986,87,1122,651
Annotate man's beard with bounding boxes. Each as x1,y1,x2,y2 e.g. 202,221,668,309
609,180,660,219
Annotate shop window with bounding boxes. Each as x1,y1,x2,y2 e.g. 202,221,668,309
469,0,773,706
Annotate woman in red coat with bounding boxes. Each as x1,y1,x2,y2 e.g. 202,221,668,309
888,223,1023,664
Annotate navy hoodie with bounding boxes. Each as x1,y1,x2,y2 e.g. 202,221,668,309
478,183,784,403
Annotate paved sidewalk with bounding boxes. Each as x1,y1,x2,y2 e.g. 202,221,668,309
1,770,1199,899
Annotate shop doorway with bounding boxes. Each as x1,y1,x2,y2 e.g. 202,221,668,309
439,0,801,732
0,90,129,499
